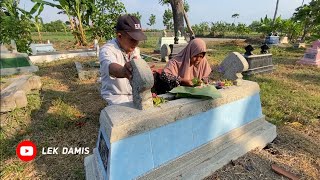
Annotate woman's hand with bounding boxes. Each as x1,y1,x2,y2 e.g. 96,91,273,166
180,79,193,87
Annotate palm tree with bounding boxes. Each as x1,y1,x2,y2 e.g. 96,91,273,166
232,13,239,24
272,0,280,28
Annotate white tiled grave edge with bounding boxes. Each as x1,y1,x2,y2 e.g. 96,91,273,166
84,80,277,180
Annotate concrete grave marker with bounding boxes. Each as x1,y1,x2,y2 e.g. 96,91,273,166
265,35,279,45
1,44,9,53
160,44,171,62
30,43,56,55
10,40,17,53
297,40,320,67
219,52,249,85
84,80,276,180
155,31,187,52
0,52,39,76
1,75,42,112
280,36,289,44
130,59,154,110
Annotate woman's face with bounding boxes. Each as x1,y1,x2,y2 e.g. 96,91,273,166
190,52,205,67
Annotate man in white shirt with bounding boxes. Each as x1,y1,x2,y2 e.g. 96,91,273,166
99,14,147,105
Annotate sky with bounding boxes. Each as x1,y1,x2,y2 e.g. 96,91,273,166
19,0,311,29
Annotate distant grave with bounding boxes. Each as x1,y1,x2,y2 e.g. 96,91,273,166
0,44,39,76
297,40,320,67
156,30,187,53
160,43,188,62
280,36,289,44
75,61,100,80
265,35,279,45
1,75,42,112
30,42,56,55
29,40,99,64
243,45,274,75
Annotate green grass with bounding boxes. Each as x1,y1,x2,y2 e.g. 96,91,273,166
32,32,74,43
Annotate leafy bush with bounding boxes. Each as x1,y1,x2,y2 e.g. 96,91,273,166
0,10,32,53
89,0,126,41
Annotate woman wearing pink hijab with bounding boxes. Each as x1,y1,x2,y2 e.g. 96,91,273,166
154,38,212,94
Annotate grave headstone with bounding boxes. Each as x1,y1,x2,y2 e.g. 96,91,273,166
280,36,288,44
94,39,100,58
155,32,187,52
160,44,171,62
10,40,17,53
130,59,154,110
219,52,249,85
1,44,9,53
297,40,320,67
169,44,188,59
260,44,270,54
293,43,306,48
1,75,42,112
244,45,254,56
162,29,167,37
75,62,100,80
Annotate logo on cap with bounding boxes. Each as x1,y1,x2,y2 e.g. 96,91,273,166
134,24,141,30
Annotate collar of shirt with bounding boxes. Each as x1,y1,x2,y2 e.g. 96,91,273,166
115,39,133,62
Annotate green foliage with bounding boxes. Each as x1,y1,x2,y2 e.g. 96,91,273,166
292,0,320,41
130,12,142,21
147,14,156,27
153,96,167,106
163,9,173,30
192,22,210,36
90,0,126,41
42,0,96,45
183,0,189,12
42,20,67,32
0,0,32,53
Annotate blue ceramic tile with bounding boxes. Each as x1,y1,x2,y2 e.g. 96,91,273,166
192,93,263,147
150,117,194,167
109,132,154,180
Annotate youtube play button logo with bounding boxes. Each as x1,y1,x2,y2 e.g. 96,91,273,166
16,140,37,161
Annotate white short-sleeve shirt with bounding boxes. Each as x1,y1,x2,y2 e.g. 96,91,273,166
99,38,141,105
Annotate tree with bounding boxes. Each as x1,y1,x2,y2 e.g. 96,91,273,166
272,0,280,28
90,0,126,41
130,12,142,21
292,0,320,41
41,0,95,46
147,14,156,28
163,9,173,30
231,13,239,24
159,0,185,42
43,20,67,32
0,0,33,53
29,1,45,42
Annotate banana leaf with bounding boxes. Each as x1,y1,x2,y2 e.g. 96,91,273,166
169,85,222,99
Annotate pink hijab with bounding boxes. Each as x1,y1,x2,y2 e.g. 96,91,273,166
163,38,212,80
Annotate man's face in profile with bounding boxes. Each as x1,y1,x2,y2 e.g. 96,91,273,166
117,32,139,53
